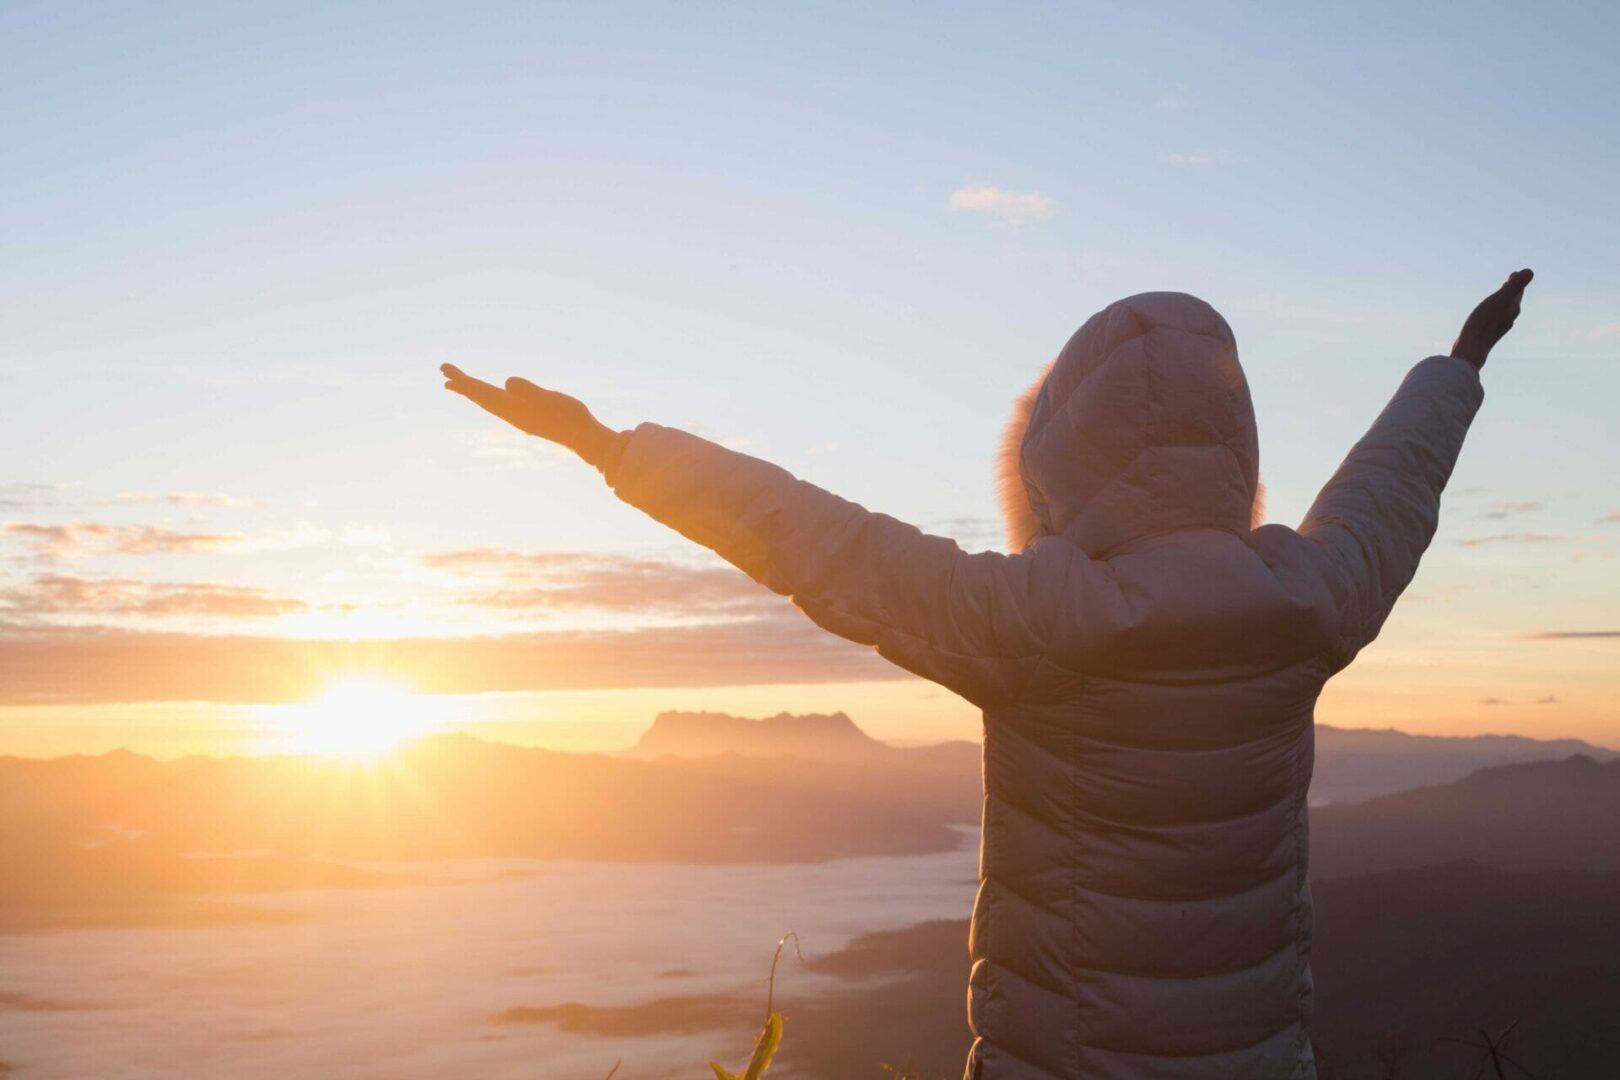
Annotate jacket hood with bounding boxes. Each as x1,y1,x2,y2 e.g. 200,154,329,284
997,292,1262,555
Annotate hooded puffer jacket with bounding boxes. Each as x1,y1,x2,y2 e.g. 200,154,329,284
602,293,1484,1079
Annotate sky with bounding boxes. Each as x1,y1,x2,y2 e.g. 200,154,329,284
2,0,1617,756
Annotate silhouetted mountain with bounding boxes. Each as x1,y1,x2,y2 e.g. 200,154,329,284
623,711,1614,807
625,709,979,767
628,710,883,760
1311,723,1616,804
1311,754,1620,880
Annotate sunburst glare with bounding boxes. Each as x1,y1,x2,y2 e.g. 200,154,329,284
262,678,451,759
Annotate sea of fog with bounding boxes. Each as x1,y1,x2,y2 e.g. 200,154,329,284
0,832,980,1079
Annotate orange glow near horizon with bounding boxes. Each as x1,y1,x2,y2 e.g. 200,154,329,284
261,678,450,759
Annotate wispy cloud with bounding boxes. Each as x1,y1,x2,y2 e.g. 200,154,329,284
1159,150,1247,167
420,548,777,616
0,522,114,559
948,185,1055,224
1481,697,1507,705
100,491,255,508
1458,532,1564,547
0,482,72,511
0,521,247,560
467,426,573,470
118,526,248,555
1479,500,1542,520
1401,586,1463,604
1536,695,1560,705
925,515,1004,551
1525,630,1620,639
419,548,596,574
1593,324,1620,339
1599,511,1620,524
0,574,308,620
1158,83,1186,111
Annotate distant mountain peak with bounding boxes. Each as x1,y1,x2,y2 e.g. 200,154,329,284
628,710,888,761
1310,724,1618,806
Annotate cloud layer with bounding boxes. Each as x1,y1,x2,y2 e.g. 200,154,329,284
1526,630,1620,640
1458,532,1564,547
1159,150,1246,167
0,575,307,619
1,521,246,560
0,616,900,705
421,548,782,616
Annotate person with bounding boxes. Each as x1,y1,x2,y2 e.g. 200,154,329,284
442,269,1532,1080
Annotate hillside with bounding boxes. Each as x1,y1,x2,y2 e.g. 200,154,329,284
1311,754,1620,880
652,861,1620,1079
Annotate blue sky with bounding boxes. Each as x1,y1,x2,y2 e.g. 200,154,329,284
2,1,1616,753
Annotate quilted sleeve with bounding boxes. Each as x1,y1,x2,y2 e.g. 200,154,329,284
603,423,1063,706
1298,355,1485,668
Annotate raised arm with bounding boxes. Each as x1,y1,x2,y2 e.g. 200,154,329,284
440,366,1064,706
1299,269,1531,666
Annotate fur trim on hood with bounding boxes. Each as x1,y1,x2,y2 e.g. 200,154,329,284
996,360,1053,554
996,310,1267,554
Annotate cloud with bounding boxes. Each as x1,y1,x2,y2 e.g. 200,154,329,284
418,549,597,574
1536,695,1560,705
1525,630,1620,639
116,526,247,555
468,427,572,470
0,482,71,511
420,549,779,616
924,516,1004,551
1480,697,1507,705
1159,150,1247,167
1478,500,1542,520
948,185,1055,224
0,521,246,560
0,521,114,558
1593,324,1620,339
1401,586,1462,604
0,616,900,705
1457,532,1564,547
100,491,255,508
0,575,308,620
1600,512,1620,524
1158,83,1187,111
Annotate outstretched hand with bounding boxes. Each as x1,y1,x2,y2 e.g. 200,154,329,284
1451,268,1533,370
441,364,619,467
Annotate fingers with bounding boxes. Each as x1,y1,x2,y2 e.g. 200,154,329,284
1504,268,1534,294
441,363,495,396
440,363,514,418
1503,268,1533,321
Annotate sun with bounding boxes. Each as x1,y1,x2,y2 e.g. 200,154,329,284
273,678,445,759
